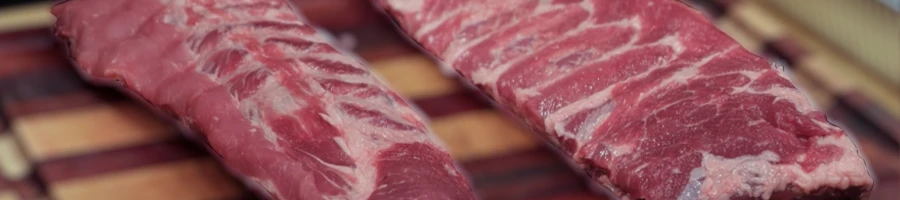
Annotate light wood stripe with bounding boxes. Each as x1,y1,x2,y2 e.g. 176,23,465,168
429,110,538,162
714,18,764,52
728,0,787,40
724,0,900,123
787,69,836,111
799,54,900,120
50,158,243,200
0,134,30,181
13,102,175,161
760,0,900,85
39,139,207,182
0,191,16,200
370,55,460,99
0,2,55,33
787,29,900,121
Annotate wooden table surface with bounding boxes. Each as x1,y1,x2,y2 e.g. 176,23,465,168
1,0,897,200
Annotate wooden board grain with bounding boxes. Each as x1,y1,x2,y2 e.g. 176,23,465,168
0,2,54,33
714,18,764,52
727,0,900,121
728,0,787,40
0,134,30,182
760,0,900,85
430,110,538,162
0,191,16,200
13,102,175,161
368,55,540,162
370,56,460,99
49,158,244,200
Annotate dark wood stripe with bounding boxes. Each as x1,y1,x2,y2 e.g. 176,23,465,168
471,160,570,187
0,173,45,200
787,68,900,152
38,138,208,182
356,41,420,62
680,0,728,19
463,148,559,173
345,24,408,53
0,28,53,44
871,179,900,200
463,148,606,199
483,173,590,200
827,96,900,150
0,87,134,118
788,61,900,150
841,91,900,130
232,191,266,200
0,108,7,133
733,186,869,200
0,35,56,55
0,48,68,79
1,91,105,117
411,89,494,118
344,23,420,62
291,0,384,32
539,191,607,200
0,66,89,102
0,66,128,117
463,148,568,179
682,0,743,18
711,0,741,7
763,37,809,66
836,92,900,142
0,0,54,9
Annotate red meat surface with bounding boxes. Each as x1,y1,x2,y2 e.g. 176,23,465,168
376,0,874,199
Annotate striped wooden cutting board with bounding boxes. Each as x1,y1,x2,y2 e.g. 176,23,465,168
1,27,258,200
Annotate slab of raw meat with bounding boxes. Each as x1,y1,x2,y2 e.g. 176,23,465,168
52,0,474,199
376,0,874,199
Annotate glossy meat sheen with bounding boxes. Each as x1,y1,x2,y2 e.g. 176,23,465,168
52,0,474,199
377,0,873,199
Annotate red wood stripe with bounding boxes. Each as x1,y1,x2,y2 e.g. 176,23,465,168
463,148,559,173
1,91,109,118
482,173,590,200
290,0,383,32
680,0,726,18
0,175,44,200
234,192,265,200
782,59,900,150
837,92,900,143
762,38,809,66
681,0,742,19
826,97,900,150
0,67,89,101
345,24,420,61
0,47,67,79
0,28,54,46
358,44,420,62
411,89,493,118
870,179,900,200
38,138,208,182
345,24,409,52
0,28,50,38
711,0,741,8
0,66,129,117
541,191,608,200
462,148,607,200
842,92,900,133
1,111,7,133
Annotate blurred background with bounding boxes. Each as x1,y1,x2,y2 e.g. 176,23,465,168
0,0,897,199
